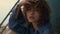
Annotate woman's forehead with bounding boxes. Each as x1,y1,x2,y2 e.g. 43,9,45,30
19,0,40,8
21,5,40,10
19,0,39,5
20,0,34,6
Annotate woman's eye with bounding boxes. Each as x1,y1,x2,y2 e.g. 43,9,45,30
34,10,37,12
34,10,38,12
27,8,30,10
27,10,30,12
26,8,31,11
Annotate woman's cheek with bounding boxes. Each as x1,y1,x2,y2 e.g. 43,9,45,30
34,13,40,21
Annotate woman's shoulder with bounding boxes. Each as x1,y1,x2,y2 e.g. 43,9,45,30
36,23,54,34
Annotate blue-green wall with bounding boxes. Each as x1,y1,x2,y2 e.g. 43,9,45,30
46,0,60,26
46,0,60,34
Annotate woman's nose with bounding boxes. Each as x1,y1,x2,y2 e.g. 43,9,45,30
30,11,34,15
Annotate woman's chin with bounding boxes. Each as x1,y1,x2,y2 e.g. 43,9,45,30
28,20,35,22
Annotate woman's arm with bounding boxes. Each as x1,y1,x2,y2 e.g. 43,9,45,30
8,4,26,34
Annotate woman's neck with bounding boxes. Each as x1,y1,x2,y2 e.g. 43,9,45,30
31,22,40,31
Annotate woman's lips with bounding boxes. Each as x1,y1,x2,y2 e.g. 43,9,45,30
29,16,35,19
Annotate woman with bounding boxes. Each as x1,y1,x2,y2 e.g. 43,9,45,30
7,0,53,34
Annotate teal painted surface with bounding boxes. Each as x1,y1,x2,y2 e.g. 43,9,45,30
46,0,60,26
46,0,60,34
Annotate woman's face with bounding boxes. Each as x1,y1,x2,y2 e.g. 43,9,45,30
21,6,41,23
26,8,41,22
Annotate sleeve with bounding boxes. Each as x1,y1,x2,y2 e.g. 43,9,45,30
8,5,26,34
42,29,54,34
35,23,54,34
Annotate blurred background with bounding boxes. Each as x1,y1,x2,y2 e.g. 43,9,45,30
0,0,17,34
0,0,17,26
0,0,60,34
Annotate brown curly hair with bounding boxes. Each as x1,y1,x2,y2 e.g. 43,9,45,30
14,0,51,28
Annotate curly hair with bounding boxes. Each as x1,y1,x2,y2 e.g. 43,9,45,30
14,0,51,28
